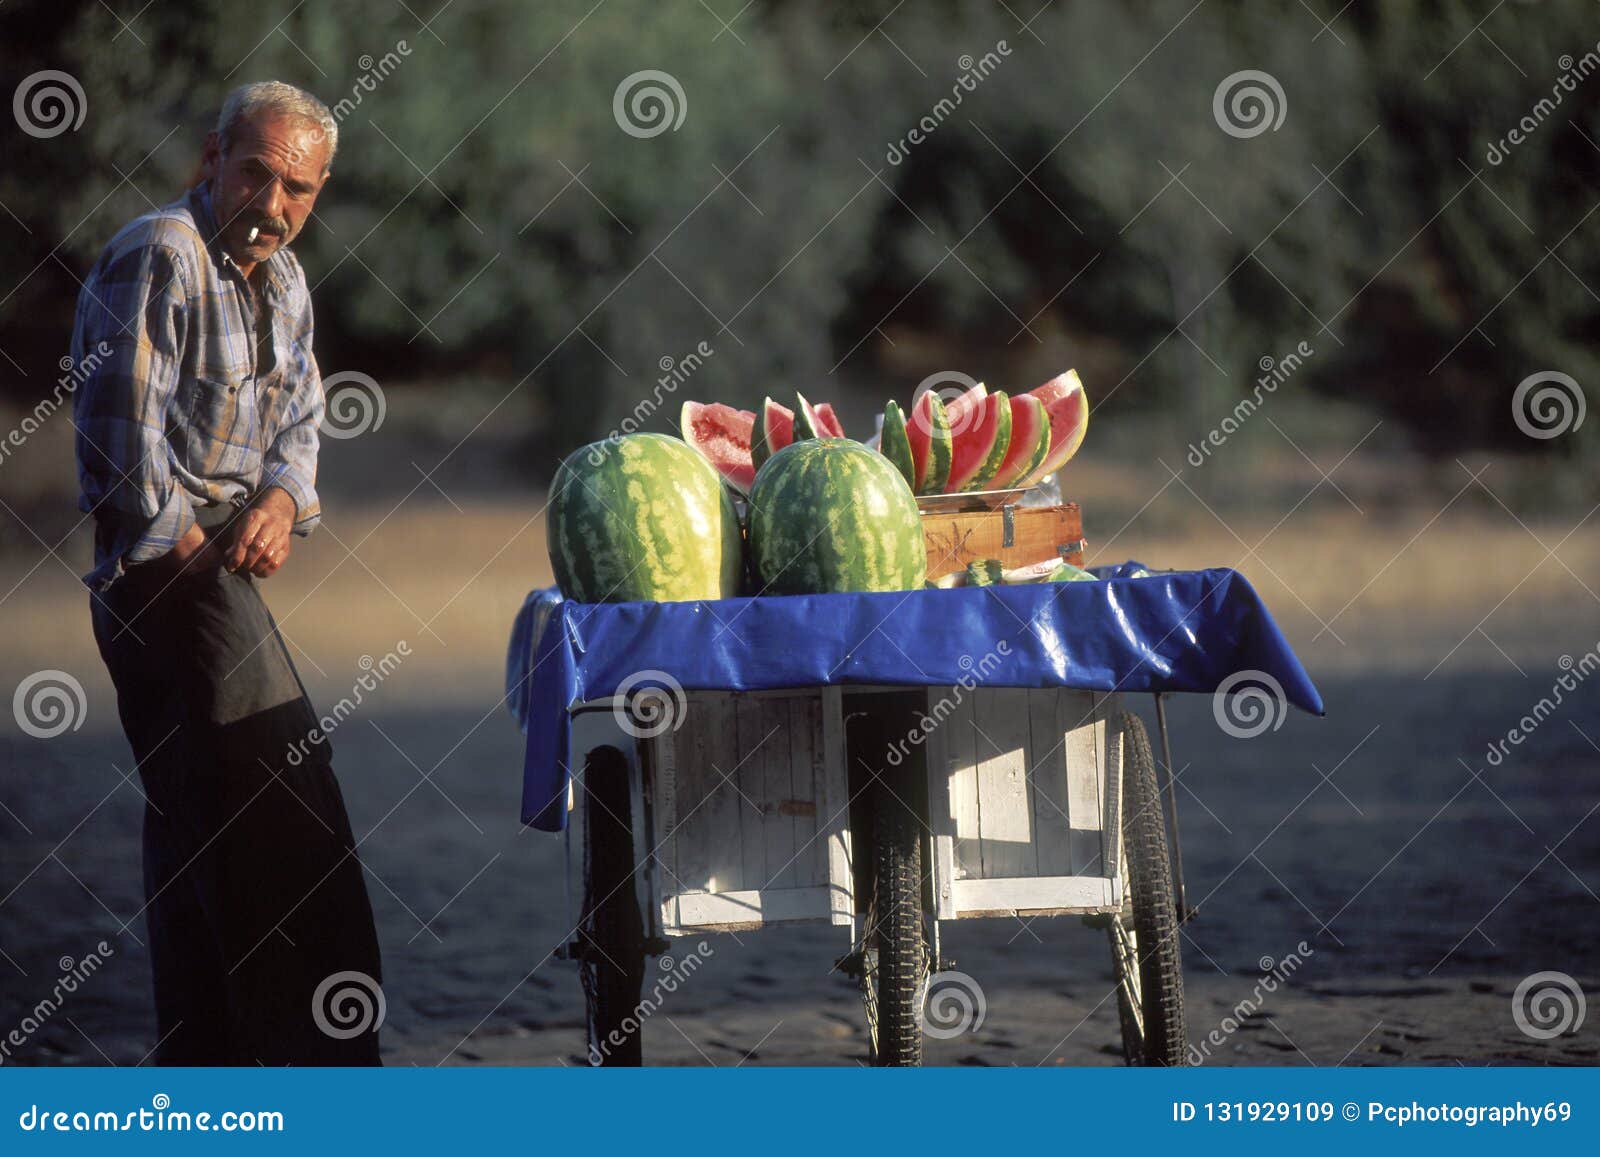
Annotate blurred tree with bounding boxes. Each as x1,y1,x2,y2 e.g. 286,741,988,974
0,0,1593,485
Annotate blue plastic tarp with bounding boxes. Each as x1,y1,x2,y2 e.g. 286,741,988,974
507,562,1323,831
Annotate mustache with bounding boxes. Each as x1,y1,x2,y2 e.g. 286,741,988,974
251,217,290,238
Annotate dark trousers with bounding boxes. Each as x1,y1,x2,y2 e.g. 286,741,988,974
90,508,382,1065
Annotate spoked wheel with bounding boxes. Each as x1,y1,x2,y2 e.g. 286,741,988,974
578,744,645,1066
861,771,930,1066
1107,712,1187,1065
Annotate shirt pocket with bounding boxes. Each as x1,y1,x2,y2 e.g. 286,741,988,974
175,373,253,473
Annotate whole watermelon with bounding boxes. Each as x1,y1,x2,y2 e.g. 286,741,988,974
549,433,744,603
748,439,925,595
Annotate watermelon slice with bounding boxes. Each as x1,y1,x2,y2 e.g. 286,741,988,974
943,380,989,438
879,400,917,490
1018,370,1089,487
814,402,847,438
680,401,757,493
947,390,1012,492
987,394,1050,490
753,397,794,469
906,390,952,494
793,392,827,441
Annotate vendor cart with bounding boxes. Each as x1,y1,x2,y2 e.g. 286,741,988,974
505,560,1322,1066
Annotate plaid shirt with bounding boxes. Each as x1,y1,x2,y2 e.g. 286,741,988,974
71,182,324,591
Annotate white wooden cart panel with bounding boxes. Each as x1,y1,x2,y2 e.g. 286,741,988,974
648,688,852,934
926,688,1122,918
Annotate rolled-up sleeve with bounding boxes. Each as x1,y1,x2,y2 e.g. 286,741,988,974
72,244,194,589
260,294,323,536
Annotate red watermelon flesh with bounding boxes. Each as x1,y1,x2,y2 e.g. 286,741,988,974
681,401,757,492
753,397,795,470
1019,370,1089,487
988,394,1051,489
943,381,989,438
814,402,847,438
945,390,1011,492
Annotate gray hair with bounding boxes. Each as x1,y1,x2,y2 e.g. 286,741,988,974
216,80,338,171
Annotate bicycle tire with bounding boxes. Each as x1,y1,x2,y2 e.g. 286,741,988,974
868,772,927,1066
1107,711,1187,1065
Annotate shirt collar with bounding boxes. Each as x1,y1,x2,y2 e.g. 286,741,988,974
189,181,288,294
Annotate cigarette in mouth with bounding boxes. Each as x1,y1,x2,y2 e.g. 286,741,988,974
246,226,261,244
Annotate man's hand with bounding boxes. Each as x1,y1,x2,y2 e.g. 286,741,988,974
142,520,222,581
225,487,297,578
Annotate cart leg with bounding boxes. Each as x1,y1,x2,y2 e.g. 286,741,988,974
579,744,646,1066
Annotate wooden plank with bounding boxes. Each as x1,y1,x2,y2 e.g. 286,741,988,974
786,695,823,889
734,696,769,891
1062,690,1104,876
1102,704,1124,903
940,687,983,880
924,688,959,920
674,885,838,928
973,688,1036,878
758,697,799,890
695,696,746,893
1027,687,1072,877
818,686,854,925
921,503,1083,581
951,874,1116,914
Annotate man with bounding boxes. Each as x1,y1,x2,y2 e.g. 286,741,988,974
71,81,382,1064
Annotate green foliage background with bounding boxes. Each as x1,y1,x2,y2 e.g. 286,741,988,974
3,0,1597,482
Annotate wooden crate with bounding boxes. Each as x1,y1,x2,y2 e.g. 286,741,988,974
644,688,853,934
922,503,1085,581
924,687,1121,918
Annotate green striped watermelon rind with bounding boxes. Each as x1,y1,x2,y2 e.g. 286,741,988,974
549,432,744,604
987,393,1051,490
907,390,953,494
792,392,825,441
748,438,926,595
879,400,917,490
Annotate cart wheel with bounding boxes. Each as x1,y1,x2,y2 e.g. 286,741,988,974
1107,712,1187,1066
579,744,645,1066
864,771,929,1066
